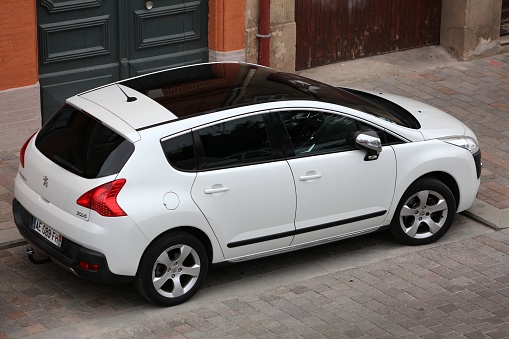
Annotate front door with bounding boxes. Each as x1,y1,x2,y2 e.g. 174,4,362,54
37,0,208,122
276,110,397,245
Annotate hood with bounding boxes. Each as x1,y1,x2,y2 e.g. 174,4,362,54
366,91,466,140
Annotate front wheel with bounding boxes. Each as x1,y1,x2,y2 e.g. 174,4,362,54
135,231,208,306
390,177,456,246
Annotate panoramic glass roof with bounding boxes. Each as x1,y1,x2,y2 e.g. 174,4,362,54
120,62,412,127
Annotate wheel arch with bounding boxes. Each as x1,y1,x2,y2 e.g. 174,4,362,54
417,171,460,210
138,226,215,269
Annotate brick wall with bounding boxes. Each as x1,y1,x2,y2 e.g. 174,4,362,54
0,0,38,90
0,0,40,150
208,0,246,61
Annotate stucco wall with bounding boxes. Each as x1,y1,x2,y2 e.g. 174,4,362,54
441,0,506,59
245,0,296,72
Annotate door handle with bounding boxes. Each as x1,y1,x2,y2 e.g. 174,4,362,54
204,187,230,194
299,173,322,181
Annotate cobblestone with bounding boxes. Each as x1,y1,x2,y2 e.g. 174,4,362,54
0,220,504,337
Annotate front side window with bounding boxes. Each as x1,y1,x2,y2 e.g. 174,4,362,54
280,111,359,157
196,114,275,170
279,110,401,158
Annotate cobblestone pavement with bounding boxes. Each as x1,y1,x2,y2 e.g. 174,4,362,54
2,216,509,338
0,149,18,248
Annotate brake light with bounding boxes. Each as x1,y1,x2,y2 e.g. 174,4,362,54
20,133,36,168
77,179,127,217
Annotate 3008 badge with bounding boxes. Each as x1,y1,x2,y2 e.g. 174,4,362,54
76,211,87,219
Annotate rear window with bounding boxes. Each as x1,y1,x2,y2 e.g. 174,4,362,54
35,104,134,179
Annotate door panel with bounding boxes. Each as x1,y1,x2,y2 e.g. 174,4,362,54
38,1,119,122
190,113,296,259
126,0,208,77
191,162,296,259
38,0,208,122
276,109,397,244
289,147,396,245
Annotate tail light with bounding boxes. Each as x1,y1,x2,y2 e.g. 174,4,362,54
77,179,127,217
20,133,36,168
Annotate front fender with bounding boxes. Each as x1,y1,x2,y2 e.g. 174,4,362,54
389,140,480,218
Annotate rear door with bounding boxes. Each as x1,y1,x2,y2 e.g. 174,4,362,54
190,113,297,259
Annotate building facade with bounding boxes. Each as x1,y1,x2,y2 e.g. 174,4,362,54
0,0,507,150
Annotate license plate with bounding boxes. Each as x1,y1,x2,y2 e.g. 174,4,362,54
31,218,62,248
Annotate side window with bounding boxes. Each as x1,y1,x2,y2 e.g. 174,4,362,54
279,111,401,158
161,132,197,171
280,111,359,157
196,114,275,170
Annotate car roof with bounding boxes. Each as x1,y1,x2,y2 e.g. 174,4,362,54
70,62,387,131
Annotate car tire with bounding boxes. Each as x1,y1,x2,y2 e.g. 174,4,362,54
135,231,208,306
390,177,456,246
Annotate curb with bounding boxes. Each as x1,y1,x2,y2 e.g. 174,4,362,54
0,228,27,251
462,198,509,230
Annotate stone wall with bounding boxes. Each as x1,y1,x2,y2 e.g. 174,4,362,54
245,0,296,72
0,84,41,150
441,0,507,60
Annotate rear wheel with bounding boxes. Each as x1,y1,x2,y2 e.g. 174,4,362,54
390,177,456,245
135,231,208,306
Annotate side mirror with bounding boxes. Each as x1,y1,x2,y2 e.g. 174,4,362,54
354,130,382,161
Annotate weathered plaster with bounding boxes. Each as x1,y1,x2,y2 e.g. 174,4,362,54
441,0,506,60
245,0,296,71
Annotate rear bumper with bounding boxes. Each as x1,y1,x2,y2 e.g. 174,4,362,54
13,199,133,284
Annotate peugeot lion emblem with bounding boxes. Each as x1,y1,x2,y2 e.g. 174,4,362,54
43,176,48,187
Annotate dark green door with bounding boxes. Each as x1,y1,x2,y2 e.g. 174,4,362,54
38,0,208,122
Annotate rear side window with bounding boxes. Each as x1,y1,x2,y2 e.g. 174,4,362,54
161,132,197,171
195,114,275,170
35,104,134,179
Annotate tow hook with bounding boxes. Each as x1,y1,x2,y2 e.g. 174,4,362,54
27,247,51,265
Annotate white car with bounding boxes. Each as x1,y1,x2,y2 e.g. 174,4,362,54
13,62,481,306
